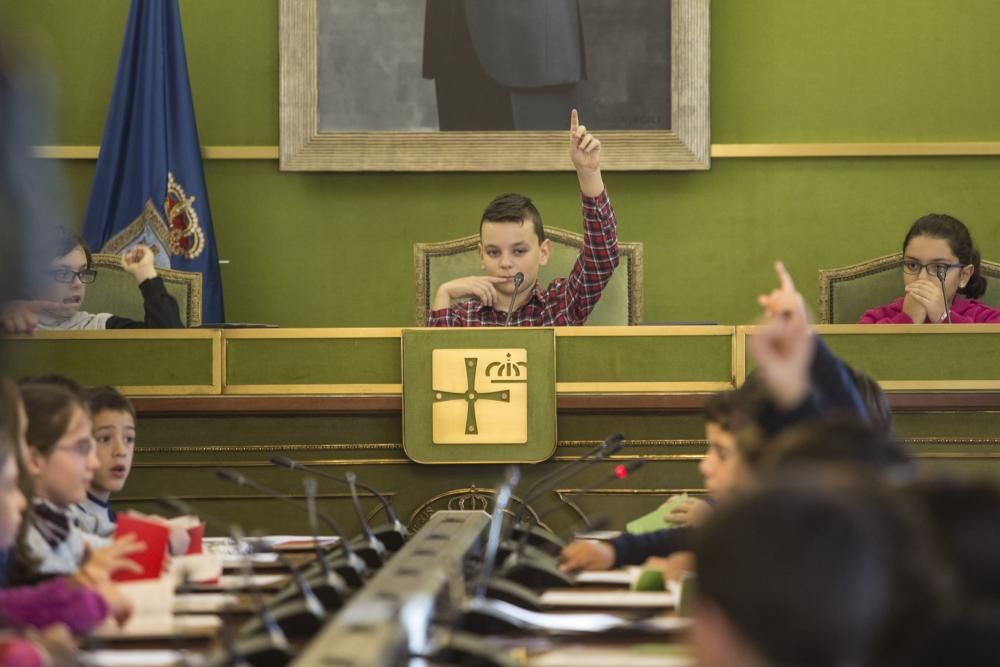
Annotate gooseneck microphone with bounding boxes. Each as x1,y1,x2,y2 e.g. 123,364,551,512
505,272,525,326
510,432,626,529
214,468,368,587
344,472,387,567
158,496,293,662
936,265,953,324
270,456,409,551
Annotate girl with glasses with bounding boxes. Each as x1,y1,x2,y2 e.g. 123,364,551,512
860,214,1000,324
0,225,182,334
9,383,143,594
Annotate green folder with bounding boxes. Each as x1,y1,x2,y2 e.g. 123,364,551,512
626,493,687,534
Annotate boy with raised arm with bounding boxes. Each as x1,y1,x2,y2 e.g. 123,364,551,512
427,109,619,326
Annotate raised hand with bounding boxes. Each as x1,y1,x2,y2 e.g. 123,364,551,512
569,109,605,197
121,244,158,283
0,299,68,334
432,276,510,310
749,261,815,410
904,278,947,323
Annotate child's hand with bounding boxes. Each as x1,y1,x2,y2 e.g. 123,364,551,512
749,261,815,410
433,276,510,310
663,497,713,527
121,245,158,283
904,278,947,323
569,109,605,197
75,534,146,587
25,623,79,667
569,109,601,172
0,299,68,334
644,551,695,584
559,539,615,572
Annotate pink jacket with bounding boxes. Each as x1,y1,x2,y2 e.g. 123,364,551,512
859,296,1000,324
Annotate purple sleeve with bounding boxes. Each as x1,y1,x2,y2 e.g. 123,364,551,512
0,577,109,635
858,305,913,324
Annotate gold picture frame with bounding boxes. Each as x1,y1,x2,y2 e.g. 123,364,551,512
279,0,710,171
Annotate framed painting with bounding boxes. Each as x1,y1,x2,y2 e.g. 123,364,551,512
280,0,709,171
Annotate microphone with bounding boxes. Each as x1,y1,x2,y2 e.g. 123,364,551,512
343,471,388,567
474,466,521,600
505,271,525,325
508,433,625,534
936,265,952,324
498,460,644,592
214,468,368,587
271,456,409,551
158,497,293,665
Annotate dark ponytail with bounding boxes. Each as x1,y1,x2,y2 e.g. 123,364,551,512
903,214,986,299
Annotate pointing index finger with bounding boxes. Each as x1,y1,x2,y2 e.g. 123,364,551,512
570,108,579,133
774,260,796,293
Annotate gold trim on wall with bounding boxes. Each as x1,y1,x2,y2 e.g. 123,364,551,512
33,142,1000,162
223,383,403,395
712,142,1000,158
556,381,734,393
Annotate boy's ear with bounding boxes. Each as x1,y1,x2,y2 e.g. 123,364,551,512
538,239,552,267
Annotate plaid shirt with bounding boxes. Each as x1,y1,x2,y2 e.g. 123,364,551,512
427,190,619,327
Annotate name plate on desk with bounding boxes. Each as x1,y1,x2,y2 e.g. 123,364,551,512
402,328,556,463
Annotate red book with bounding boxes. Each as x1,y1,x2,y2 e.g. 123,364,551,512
111,513,171,582
185,523,205,554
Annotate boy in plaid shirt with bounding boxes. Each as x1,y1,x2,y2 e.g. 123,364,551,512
427,109,619,327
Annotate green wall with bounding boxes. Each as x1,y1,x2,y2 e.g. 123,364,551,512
5,0,1000,326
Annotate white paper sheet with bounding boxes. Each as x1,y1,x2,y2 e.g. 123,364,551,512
540,590,677,609
80,650,190,667
90,614,222,639
187,574,286,591
529,647,693,667
173,593,241,613
574,567,640,586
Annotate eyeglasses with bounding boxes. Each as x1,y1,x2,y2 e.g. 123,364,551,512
900,260,964,277
54,440,94,457
49,268,97,284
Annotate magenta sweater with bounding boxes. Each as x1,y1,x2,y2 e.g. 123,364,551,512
0,576,108,635
859,296,1000,324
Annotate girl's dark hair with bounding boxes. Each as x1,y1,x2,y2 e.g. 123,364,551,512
903,214,986,299
0,378,21,470
19,383,86,461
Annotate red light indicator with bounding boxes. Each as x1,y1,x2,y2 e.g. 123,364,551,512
615,464,628,479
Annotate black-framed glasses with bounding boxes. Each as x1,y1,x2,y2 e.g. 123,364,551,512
49,268,97,284
900,259,964,276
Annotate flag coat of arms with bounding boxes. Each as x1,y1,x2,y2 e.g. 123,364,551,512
83,0,224,323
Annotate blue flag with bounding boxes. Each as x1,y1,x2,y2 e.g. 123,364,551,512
83,0,224,323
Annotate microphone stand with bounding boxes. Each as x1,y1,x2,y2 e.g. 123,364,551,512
214,468,369,588
270,456,409,551
505,272,524,325
936,266,953,324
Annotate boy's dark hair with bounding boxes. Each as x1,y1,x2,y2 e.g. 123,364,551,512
18,374,84,398
905,476,1000,606
480,193,545,243
695,475,893,667
84,385,135,421
849,367,893,436
41,224,92,269
760,415,915,481
903,213,986,299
